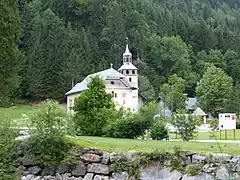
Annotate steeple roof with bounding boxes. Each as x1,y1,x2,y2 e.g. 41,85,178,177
118,64,138,71
123,44,132,56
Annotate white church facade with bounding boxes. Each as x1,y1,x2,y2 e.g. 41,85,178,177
65,44,145,113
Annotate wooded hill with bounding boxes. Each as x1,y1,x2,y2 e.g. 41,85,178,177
2,0,240,109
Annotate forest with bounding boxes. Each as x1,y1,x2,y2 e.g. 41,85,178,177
1,0,240,112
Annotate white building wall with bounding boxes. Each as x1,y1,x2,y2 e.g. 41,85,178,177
106,88,133,111
67,93,80,113
67,79,139,113
67,88,135,113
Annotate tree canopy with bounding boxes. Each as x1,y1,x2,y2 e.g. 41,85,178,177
73,76,115,136
196,66,233,113
1,0,240,113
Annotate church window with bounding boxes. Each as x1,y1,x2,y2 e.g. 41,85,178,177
126,70,129,74
132,70,135,74
129,78,132,82
112,91,114,97
115,93,117,98
111,81,114,85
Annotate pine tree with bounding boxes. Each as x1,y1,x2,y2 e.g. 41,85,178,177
22,8,70,100
0,0,22,106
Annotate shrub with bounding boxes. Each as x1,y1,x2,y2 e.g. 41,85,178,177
170,109,201,141
170,146,186,172
135,101,159,136
28,100,74,166
73,76,115,136
110,154,141,179
104,113,142,139
150,120,169,140
0,119,19,179
186,164,201,176
236,117,240,129
210,118,218,128
103,102,159,139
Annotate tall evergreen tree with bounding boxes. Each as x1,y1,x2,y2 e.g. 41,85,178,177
0,0,22,106
22,8,70,100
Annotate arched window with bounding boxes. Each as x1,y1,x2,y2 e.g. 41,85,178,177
126,70,129,74
129,78,132,82
132,70,135,74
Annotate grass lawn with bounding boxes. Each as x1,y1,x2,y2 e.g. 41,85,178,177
0,105,39,127
169,130,240,140
2,105,240,155
72,136,240,155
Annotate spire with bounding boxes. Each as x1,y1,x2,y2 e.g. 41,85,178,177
122,38,132,64
123,44,132,56
110,63,113,69
123,44,132,55
123,37,132,56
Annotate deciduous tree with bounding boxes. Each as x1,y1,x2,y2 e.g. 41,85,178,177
160,74,186,112
73,76,115,136
196,66,233,113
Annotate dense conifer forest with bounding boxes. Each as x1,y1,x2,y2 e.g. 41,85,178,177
1,0,240,111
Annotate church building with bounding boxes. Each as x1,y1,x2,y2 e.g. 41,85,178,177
65,44,145,113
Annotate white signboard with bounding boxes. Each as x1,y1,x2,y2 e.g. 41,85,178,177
218,113,237,130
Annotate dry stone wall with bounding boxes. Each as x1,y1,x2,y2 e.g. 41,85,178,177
20,148,240,180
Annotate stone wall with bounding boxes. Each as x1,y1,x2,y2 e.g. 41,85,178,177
20,148,240,180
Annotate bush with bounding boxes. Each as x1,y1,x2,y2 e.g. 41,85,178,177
170,109,201,141
0,119,19,179
103,102,159,139
28,100,74,166
170,146,186,172
150,120,169,140
236,117,240,129
103,112,142,139
210,118,218,128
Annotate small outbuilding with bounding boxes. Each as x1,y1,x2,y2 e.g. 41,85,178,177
192,107,207,124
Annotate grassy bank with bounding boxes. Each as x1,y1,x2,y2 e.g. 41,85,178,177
72,136,240,155
169,130,240,140
0,105,39,127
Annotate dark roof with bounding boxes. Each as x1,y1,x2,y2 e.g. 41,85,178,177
185,98,197,110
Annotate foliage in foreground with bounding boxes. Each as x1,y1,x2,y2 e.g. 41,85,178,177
28,100,74,166
150,120,169,140
171,109,201,141
0,119,19,179
210,118,219,129
103,102,160,139
74,76,115,136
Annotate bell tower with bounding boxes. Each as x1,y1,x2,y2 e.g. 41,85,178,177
118,44,138,89
118,42,139,112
